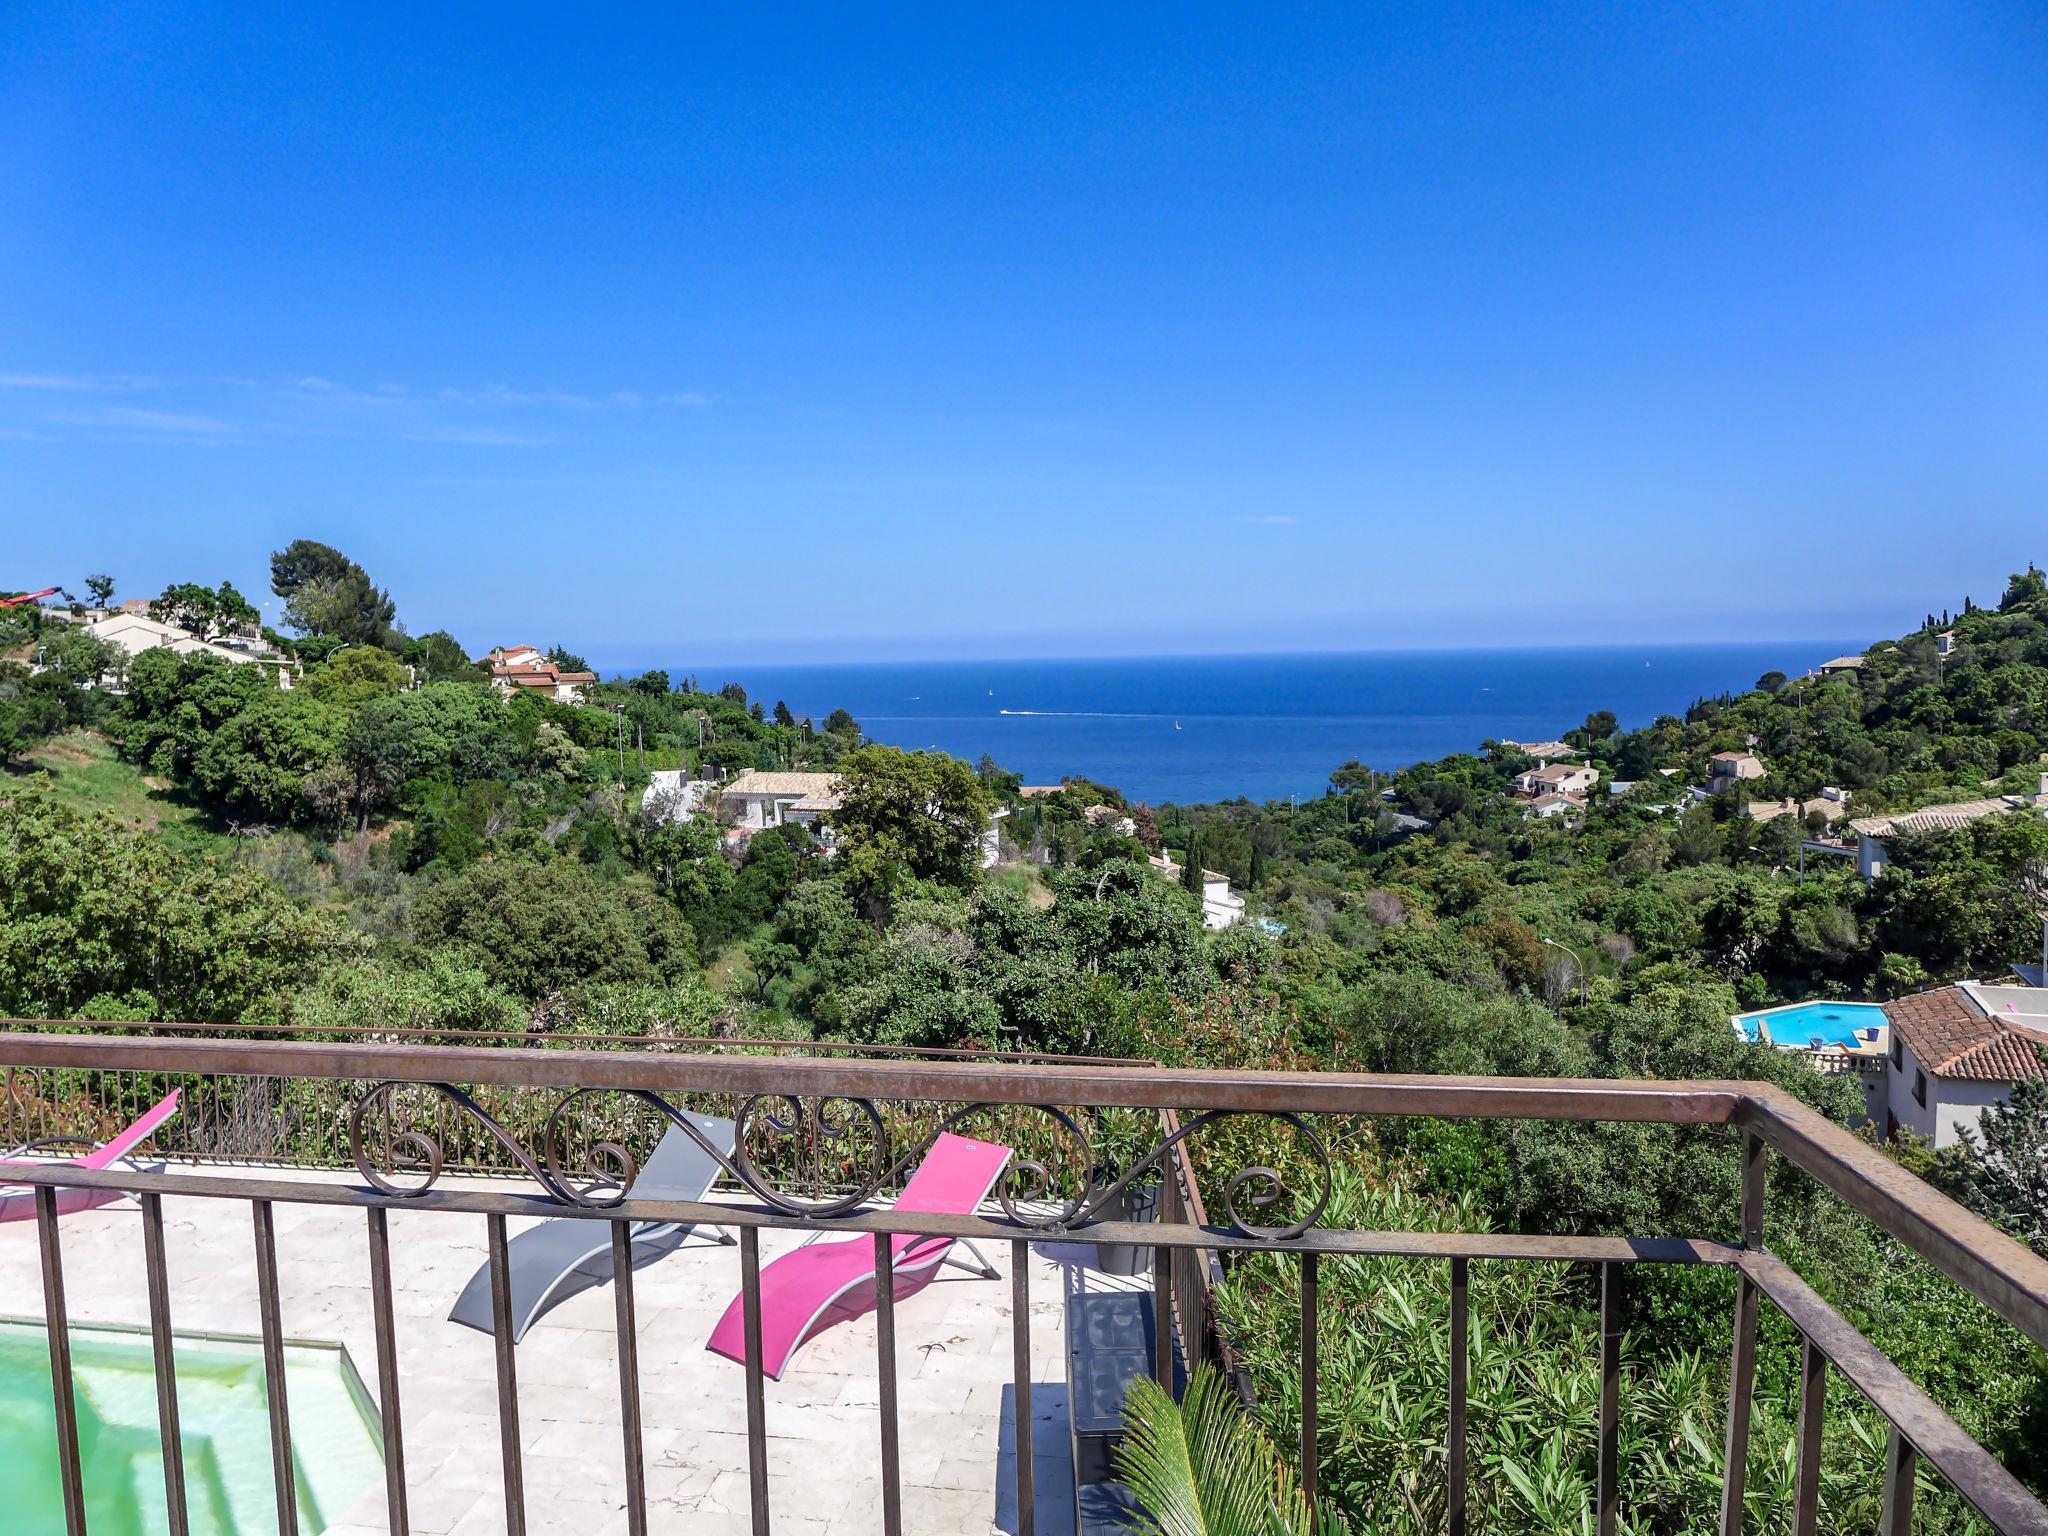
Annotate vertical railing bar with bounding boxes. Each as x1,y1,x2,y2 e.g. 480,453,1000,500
740,1226,770,1536
1012,1238,1037,1536
142,1191,192,1536
875,1232,903,1536
1449,1255,1469,1536
612,1220,648,1536
1597,1261,1621,1536
487,1213,527,1536
1791,1333,1826,1536
1300,1250,1320,1511
1153,1236,1173,1391
1879,1425,1917,1536
36,1186,88,1536
366,1207,410,1536
252,1198,301,1536
1720,1130,1766,1536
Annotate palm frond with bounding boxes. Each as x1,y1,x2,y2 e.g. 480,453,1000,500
1115,1366,1351,1536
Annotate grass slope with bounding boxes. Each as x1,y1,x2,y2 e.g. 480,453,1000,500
20,729,235,861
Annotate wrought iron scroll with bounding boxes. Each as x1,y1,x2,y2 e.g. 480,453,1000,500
348,1081,1331,1241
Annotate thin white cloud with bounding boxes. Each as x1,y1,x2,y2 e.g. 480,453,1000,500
0,368,710,448
0,372,156,392
51,406,238,436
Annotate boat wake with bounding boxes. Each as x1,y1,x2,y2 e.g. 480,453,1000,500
997,709,1166,719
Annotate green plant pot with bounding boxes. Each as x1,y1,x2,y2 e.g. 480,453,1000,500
1090,1177,1160,1275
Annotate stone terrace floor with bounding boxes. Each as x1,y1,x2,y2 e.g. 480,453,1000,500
0,1165,1146,1535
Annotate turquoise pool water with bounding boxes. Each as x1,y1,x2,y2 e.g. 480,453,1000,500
0,1318,383,1535
1738,1001,1889,1050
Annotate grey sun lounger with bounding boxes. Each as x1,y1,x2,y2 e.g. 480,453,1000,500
449,1111,738,1343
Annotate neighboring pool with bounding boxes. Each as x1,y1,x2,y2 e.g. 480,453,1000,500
1736,1001,1889,1051
0,1318,383,1536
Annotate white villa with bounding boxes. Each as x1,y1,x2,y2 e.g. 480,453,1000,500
639,770,720,825
1882,983,2048,1148
1147,852,1246,929
1512,762,1598,798
1848,779,2048,883
84,612,294,685
718,770,844,832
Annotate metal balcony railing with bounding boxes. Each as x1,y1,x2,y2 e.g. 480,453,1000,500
0,1025,2044,1536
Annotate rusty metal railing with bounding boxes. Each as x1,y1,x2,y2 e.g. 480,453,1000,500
0,1029,2042,1536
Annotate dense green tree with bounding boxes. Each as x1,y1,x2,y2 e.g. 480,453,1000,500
411,857,696,999
269,538,400,648
83,574,115,609
829,744,992,900
405,629,475,682
0,784,349,1023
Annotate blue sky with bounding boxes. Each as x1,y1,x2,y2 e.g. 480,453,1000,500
4,4,2046,664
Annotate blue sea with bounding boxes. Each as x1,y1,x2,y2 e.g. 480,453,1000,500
600,643,1860,806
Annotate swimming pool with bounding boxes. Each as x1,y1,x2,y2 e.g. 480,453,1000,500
0,1318,383,1535
1735,1000,1889,1051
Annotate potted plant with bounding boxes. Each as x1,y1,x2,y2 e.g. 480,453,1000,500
1087,1109,1163,1275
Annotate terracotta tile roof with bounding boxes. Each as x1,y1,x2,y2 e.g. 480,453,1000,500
1884,986,2048,1082
722,771,842,798
1850,797,2034,838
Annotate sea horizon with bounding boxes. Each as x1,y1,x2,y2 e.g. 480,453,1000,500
592,639,1866,804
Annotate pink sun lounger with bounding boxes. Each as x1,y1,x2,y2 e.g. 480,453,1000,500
707,1131,1011,1379
0,1089,182,1223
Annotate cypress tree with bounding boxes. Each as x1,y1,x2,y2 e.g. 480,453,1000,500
1181,837,1203,893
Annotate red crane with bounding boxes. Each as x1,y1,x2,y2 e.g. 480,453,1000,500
0,587,64,609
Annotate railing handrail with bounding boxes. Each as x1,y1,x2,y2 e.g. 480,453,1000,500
0,1027,1746,1114
4,1028,2042,1350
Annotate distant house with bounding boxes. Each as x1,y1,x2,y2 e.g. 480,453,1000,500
1017,785,1063,799
1817,655,1866,676
85,613,292,686
487,645,595,704
1706,751,1767,792
1849,782,2048,882
719,770,844,832
639,770,719,825
1513,762,1598,798
1500,739,1578,761
1748,788,1850,826
1524,792,1585,820
1935,631,1957,657
1082,804,1138,837
1882,984,2048,1148
979,806,1009,870
1147,852,1245,929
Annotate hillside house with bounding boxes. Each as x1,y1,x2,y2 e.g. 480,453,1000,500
1817,654,1866,676
1513,762,1597,798
638,770,719,825
1747,787,1850,826
1848,780,2048,882
1147,852,1246,929
1500,739,1578,761
84,613,294,686
718,771,843,832
1706,751,1767,791
1882,984,2048,1148
487,645,595,704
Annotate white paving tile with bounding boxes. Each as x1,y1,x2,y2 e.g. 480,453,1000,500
0,1163,1152,1535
